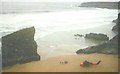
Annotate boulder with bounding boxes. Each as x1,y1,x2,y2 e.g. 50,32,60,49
76,35,118,54
85,33,109,41
76,42,107,54
2,27,40,67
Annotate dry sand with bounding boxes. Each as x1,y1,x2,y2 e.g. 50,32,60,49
3,54,118,72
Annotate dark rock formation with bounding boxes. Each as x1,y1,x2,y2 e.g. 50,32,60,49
76,42,107,54
112,13,119,32
85,33,109,41
74,34,84,37
79,2,119,9
112,19,118,23
107,35,118,49
112,25,118,32
76,35,118,54
2,27,40,67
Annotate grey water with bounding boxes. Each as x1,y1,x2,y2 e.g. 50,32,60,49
0,2,82,14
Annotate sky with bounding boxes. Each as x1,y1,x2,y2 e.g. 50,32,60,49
1,0,120,2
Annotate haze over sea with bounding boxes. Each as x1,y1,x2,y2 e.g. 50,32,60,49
0,2,118,60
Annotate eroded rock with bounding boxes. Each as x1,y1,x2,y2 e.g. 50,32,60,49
85,33,109,41
2,27,40,67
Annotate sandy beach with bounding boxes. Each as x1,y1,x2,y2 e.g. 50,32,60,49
1,2,118,73
3,54,118,72
1,23,118,72
1,20,118,72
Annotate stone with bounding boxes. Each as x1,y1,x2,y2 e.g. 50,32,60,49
74,34,84,37
64,61,68,64
76,35,118,54
76,42,107,54
2,27,40,67
85,33,109,41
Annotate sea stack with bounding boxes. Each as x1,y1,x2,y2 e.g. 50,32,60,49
2,27,40,67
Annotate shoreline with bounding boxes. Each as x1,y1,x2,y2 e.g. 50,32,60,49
36,24,116,60
3,53,118,72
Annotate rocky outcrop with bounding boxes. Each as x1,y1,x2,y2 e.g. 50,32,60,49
112,13,119,32
107,35,118,49
76,43,107,54
74,34,84,37
2,27,40,67
112,25,118,32
85,33,109,41
79,2,119,9
76,35,118,54
76,11,119,56
112,19,118,23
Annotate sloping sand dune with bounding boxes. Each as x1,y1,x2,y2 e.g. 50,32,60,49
3,54,118,72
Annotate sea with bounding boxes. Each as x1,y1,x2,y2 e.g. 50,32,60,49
0,2,118,62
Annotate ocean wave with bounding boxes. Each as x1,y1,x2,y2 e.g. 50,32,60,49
0,10,52,14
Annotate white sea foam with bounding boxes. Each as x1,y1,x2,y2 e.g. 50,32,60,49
0,8,118,38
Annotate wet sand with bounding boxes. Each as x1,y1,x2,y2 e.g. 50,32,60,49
36,27,116,60
3,54,118,72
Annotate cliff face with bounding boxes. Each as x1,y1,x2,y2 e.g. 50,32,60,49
2,27,40,67
79,2,119,9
